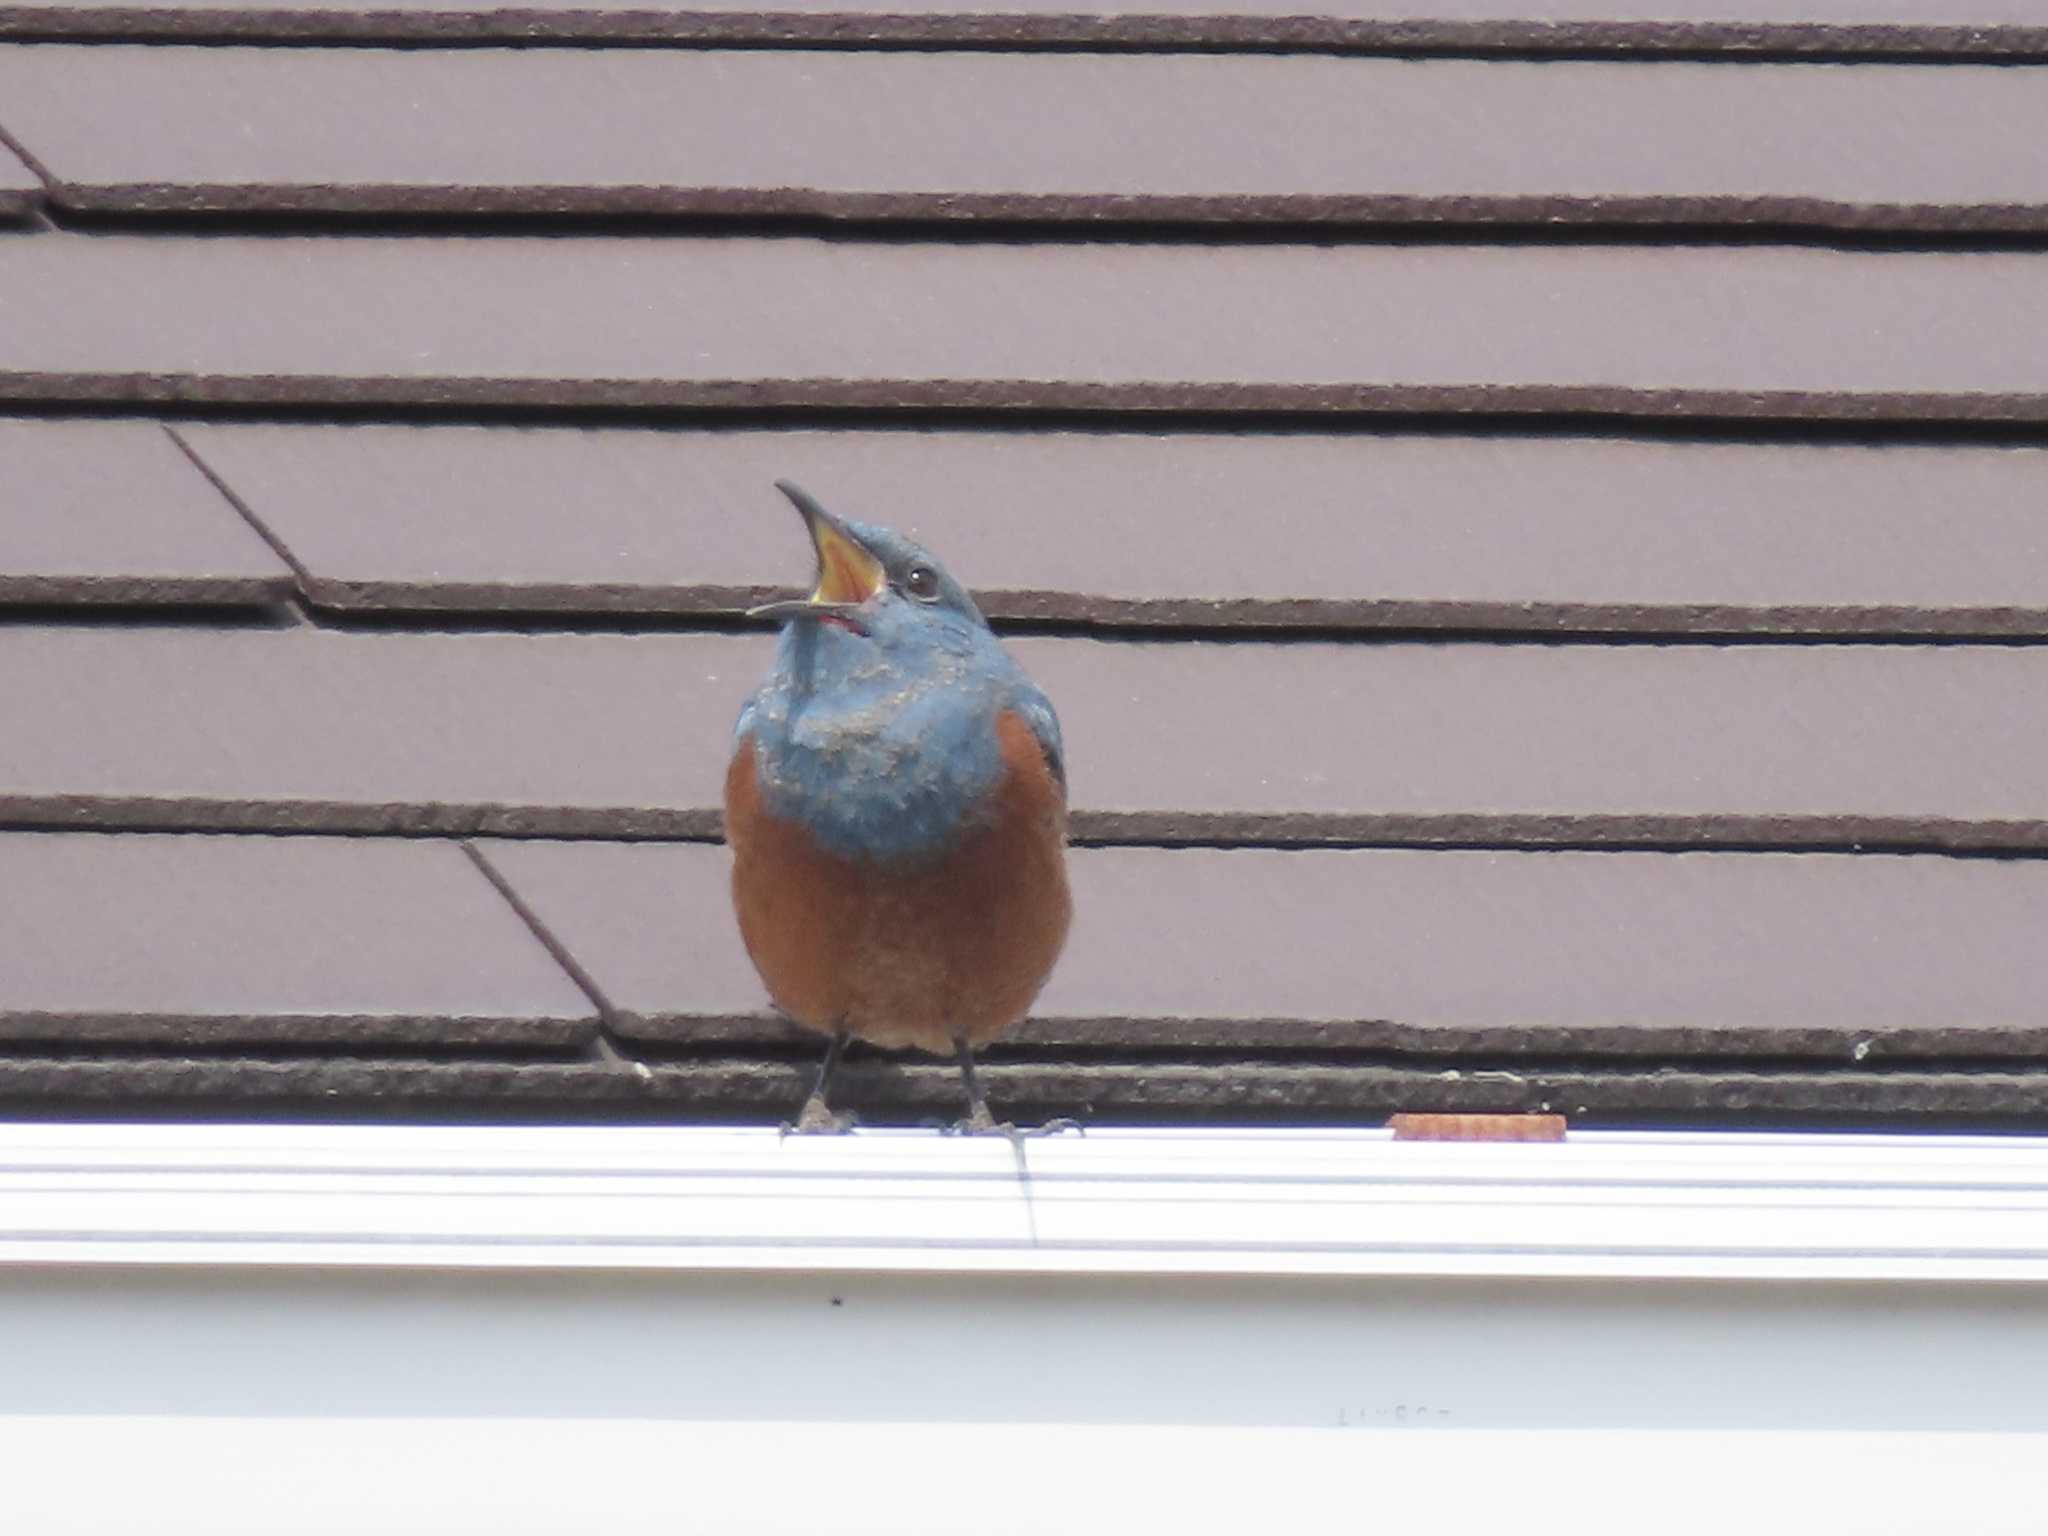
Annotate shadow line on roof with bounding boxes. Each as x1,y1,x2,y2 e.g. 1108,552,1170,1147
17,377,2048,429
281,602,2048,647
9,801,2048,856
40,201,2048,251
53,592,2048,646
12,818,2048,863
9,400,2048,450
1,10,2045,61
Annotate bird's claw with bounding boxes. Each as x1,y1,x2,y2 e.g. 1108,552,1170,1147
1016,1116,1084,1138
946,1112,1084,1139
783,1097,857,1135
950,1103,1005,1136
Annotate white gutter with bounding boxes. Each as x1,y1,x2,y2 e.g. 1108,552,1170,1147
2,1122,2047,1281
3,1125,2046,1534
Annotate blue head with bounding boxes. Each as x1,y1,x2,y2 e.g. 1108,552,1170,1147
736,482,1064,864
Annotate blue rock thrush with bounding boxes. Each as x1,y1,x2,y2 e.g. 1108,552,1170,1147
725,482,1071,1131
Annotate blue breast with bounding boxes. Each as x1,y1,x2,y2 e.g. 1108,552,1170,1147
738,620,1014,863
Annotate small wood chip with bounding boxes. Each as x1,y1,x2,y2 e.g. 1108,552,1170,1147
1388,1113,1568,1143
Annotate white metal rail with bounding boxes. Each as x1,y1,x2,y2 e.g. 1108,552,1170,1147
2,1122,2048,1280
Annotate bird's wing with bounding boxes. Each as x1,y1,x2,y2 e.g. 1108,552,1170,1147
732,688,762,745
1008,683,1067,792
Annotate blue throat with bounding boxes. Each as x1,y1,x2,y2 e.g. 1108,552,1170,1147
743,619,1010,863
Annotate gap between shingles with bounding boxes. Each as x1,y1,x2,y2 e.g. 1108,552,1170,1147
459,839,649,1073
0,117,54,194
160,422,318,627
0,134,58,235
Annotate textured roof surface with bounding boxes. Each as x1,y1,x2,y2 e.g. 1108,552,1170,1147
2,5,2045,1126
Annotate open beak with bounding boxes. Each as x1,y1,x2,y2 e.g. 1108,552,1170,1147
746,480,885,629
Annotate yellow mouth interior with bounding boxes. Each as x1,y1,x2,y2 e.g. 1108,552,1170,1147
810,522,885,606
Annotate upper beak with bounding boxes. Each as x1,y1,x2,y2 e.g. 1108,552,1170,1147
746,480,885,625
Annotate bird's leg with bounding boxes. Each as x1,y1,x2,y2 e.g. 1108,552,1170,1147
790,1027,855,1134
953,1038,1002,1135
949,1039,1084,1138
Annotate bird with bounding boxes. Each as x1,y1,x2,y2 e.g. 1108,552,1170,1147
724,481,1071,1132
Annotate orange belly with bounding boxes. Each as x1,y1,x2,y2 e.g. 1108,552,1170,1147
723,710,1071,1054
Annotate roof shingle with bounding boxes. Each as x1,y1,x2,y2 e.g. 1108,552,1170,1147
0,832,596,1047
7,236,2048,421
178,423,2048,633
6,47,2047,231
480,838,2048,1062
0,419,289,604
8,629,2047,850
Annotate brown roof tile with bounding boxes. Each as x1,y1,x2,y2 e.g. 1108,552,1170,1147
1026,638,2048,849
8,236,2048,421
0,1,2040,54
8,47,2047,231
5,627,2046,850
182,423,2048,634
0,831,596,1047
0,419,290,604
0,627,738,837
479,838,2048,1062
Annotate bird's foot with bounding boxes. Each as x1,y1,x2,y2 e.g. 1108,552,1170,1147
1014,1116,1084,1138
783,1097,857,1135
948,1102,1005,1137
946,1112,1084,1139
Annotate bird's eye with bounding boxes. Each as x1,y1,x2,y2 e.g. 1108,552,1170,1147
902,565,941,602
